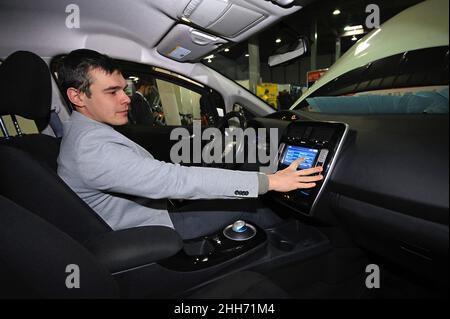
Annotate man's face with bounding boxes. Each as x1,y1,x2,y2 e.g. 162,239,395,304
78,68,130,126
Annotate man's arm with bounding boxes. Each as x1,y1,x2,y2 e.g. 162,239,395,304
75,130,323,200
75,132,261,200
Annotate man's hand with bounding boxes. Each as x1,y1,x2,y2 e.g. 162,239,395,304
267,157,323,192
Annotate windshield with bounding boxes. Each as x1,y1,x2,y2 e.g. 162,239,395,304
205,0,449,115
205,40,299,111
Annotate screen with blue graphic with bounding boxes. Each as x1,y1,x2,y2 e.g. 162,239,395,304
281,145,319,169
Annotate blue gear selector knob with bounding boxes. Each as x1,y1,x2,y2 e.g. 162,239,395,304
232,220,247,233
223,220,256,241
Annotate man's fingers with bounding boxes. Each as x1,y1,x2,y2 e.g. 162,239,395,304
298,182,317,189
298,166,323,176
288,157,305,169
298,175,323,183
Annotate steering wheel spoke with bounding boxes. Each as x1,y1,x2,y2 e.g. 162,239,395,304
202,111,247,169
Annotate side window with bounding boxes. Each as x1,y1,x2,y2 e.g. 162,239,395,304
155,78,202,126
122,68,220,128
125,77,166,126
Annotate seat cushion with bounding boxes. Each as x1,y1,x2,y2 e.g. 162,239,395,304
0,196,119,298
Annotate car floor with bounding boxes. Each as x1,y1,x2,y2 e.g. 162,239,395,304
260,248,447,299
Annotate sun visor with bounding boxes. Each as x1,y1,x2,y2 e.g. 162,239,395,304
182,0,266,38
157,24,227,62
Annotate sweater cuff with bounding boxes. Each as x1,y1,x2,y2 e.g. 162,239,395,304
257,173,269,195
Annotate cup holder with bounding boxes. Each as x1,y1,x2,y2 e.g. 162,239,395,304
269,233,297,251
266,220,305,252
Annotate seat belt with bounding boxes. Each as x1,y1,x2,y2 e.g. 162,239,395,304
49,109,63,138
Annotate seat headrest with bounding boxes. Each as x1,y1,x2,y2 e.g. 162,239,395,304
0,51,51,126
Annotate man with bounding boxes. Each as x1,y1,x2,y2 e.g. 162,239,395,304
277,90,293,110
57,49,323,239
128,79,155,126
261,89,270,103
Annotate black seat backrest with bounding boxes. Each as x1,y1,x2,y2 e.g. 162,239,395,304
0,145,111,243
0,196,119,299
0,51,51,128
0,51,111,243
0,50,58,170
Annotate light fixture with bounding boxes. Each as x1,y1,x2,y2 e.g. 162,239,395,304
344,25,363,31
351,35,358,41
224,48,230,52
245,53,249,57
203,54,215,60
333,9,341,15
181,17,191,23
207,59,212,63
275,38,282,43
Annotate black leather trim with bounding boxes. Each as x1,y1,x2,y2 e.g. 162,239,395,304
84,226,183,273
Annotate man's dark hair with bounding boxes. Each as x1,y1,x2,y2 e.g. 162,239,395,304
57,49,121,98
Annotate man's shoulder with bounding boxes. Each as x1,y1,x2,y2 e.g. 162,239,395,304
81,125,125,146
63,119,124,151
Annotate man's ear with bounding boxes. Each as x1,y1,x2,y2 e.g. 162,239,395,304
66,88,85,109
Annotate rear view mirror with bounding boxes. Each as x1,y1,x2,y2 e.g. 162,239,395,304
268,37,308,67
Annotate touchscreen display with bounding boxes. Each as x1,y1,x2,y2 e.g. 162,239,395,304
281,145,319,169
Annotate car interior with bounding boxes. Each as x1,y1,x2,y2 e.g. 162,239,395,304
0,0,448,299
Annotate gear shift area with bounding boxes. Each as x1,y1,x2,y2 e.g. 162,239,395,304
159,220,266,271
223,220,257,241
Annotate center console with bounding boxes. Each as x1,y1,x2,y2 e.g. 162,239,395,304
159,220,267,272
113,216,329,298
270,120,348,216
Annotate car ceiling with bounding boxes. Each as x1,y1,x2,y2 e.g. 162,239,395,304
0,0,302,63
0,0,304,117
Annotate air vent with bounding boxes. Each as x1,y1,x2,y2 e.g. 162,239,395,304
310,127,334,142
288,125,306,138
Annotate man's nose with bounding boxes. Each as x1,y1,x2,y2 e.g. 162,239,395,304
121,91,131,105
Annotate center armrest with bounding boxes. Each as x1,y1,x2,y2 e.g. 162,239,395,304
84,226,183,273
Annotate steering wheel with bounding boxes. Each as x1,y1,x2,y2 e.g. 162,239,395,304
202,111,247,169
215,110,247,132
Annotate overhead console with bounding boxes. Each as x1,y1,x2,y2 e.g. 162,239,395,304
159,0,266,62
181,0,267,38
270,121,349,216
157,0,301,62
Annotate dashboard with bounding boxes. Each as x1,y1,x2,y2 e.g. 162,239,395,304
252,110,448,288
